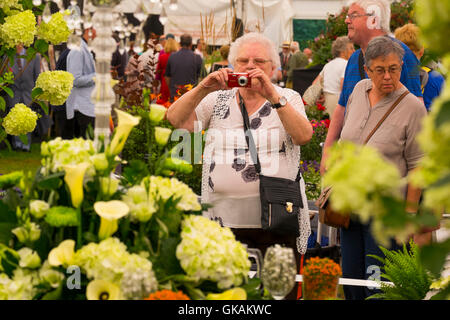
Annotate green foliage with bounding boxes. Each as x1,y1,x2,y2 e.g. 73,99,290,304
308,7,349,66
300,103,329,198
293,19,327,51
367,241,434,300
300,160,321,200
419,238,450,279
390,0,415,31
121,114,202,195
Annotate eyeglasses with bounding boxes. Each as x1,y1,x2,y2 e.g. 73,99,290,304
345,13,373,21
236,57,271,66
367,65,402,76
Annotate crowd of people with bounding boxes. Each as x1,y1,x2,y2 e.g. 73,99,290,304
2,0,446,301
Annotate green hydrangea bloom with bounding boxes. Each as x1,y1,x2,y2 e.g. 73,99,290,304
415,0,450,56
0,10,36,48
176,215,251,289
2,103,38,136
40,137,96,175
37,12,71,45
148,176,201,212
0,268,40,300
410,79,450,212
122,176,201,222
44,206,79,227
0,0,20,9
323,142,403,223
34,71,74,106
122,184,156,223
73,238,157,298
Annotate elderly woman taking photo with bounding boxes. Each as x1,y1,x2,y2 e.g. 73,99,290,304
167,32,312,298
338,36,427,300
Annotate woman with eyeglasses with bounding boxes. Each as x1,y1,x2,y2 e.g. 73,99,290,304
339,36,427,300
167,32,313,299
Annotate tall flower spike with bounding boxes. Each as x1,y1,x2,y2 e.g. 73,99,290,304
94,200,129,240
63,162,91,208
107,109,140,157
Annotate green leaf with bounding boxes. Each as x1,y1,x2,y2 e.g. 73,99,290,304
0,96,6,112
31,87,44,100
0,245,20,277
41,284,63,300
435,101,450,129
37,100,49,115
0,201,17,223
34,39,49,56
18,134,28,145
153,237,184,279
429,173,450,189
25,47,37,61
419,239,450,278
2,86,13,98
37,172,64,190
0,223,15,245
121,159,149,186
430,284,450,300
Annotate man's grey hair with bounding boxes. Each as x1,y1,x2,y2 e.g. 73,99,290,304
347,0,391,33
364,36,404,67
228,32,280,70
331,36,351,58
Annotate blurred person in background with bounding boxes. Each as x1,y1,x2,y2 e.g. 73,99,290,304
394,23,444,111
286,41,309,89
210,44,230,73
156,38,180,105
312,36,354,118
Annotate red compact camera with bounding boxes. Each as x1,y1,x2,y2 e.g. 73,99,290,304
227,73,251,88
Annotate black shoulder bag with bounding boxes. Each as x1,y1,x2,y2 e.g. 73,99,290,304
238,93,303,237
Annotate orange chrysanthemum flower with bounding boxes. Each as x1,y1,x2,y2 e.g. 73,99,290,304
144,290,190,300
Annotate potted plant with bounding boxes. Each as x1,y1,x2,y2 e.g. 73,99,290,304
302,256,342,300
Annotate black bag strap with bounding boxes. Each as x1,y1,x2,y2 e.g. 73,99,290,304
238,92,302,182
358,51,366,80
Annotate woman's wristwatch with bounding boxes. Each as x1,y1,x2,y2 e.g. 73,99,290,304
271,95,287,109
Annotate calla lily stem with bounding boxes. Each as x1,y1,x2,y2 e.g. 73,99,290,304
76,207,82,249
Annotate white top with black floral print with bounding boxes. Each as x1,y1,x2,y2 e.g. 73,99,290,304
195,86,311,254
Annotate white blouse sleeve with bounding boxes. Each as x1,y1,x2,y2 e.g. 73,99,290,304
282,87,308,120
194,91,217,132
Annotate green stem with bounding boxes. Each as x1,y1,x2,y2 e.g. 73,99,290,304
76,207,82,249
47,190,56,207
146,118,153,173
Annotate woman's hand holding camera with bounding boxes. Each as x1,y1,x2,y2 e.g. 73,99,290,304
198,68,232,93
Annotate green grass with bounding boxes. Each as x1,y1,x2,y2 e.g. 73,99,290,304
0,143,42,174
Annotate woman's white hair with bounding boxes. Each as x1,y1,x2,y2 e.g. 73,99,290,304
347,0,391,33
228,32,281,71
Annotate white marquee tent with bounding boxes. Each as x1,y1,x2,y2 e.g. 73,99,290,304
113,0,350,47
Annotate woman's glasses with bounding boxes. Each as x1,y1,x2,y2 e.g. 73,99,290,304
367,65,401,76
236,57,271,67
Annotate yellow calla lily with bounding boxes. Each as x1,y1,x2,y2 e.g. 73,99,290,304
48,239,75,267
206,288,247,300
154,127,172,146
99,176,120,197
64,162,91,208
86,279,121,300
149,103,166,124
108,109,140,156
94,200,129,240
